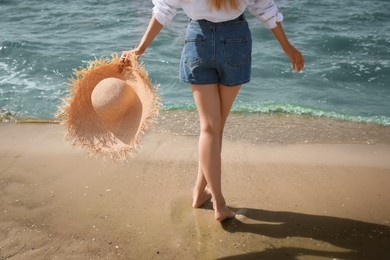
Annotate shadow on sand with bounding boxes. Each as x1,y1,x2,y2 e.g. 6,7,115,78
217,207,390,260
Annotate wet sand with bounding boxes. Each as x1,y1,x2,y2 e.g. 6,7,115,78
1,112,390,259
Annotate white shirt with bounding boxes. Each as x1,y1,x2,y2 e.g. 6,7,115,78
152,0,283,29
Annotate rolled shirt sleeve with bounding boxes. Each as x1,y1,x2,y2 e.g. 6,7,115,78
247,0,284,29
152,0,181,25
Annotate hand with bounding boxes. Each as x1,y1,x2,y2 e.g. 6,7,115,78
283,43,304,73
120,47,143,65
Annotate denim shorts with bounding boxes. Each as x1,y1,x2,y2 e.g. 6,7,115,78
179,14,252,87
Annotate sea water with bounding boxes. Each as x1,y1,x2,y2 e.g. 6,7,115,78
1,0,389,125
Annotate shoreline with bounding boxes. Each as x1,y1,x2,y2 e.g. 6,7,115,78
155,110,390,145
1,113,390,259
3,110,390,145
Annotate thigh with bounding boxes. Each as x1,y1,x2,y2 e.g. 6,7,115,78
190,84,222,130
218,84,241,127
191,84,241,130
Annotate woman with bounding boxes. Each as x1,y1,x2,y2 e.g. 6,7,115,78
121,0,304,222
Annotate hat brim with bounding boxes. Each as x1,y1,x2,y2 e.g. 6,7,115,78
58,54,159,160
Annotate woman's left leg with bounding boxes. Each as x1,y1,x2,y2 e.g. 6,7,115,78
192,84,241,221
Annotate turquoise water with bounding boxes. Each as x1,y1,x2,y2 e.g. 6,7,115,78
1,0,390,125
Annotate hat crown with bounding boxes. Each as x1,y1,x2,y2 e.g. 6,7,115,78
91,77,136,123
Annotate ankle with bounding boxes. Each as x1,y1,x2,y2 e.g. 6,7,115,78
193,186,206,194
212,197,227,210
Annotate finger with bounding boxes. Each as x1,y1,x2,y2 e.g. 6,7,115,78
297,60,303,72
293,61,301,72
121,51,130,59
291,59,298,72
122,59,130,66
298,57,304,71
294,54,304,72
120,57,130,66
294,63,300,72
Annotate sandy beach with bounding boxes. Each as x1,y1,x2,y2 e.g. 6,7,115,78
1,111,390,259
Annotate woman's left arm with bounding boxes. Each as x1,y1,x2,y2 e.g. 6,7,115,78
271,22,304,72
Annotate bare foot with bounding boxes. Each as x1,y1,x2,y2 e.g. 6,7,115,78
215,206,235,222
192,188,212,208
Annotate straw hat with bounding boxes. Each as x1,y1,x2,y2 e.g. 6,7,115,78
58,54,159,160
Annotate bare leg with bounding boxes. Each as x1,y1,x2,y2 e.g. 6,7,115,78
191,84,241,221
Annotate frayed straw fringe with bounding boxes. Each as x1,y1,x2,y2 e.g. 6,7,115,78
57,53,160,161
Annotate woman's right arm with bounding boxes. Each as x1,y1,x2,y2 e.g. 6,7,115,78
121,15,164,59
121,0,180,60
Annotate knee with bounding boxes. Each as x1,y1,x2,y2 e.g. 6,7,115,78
200,118,222,136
